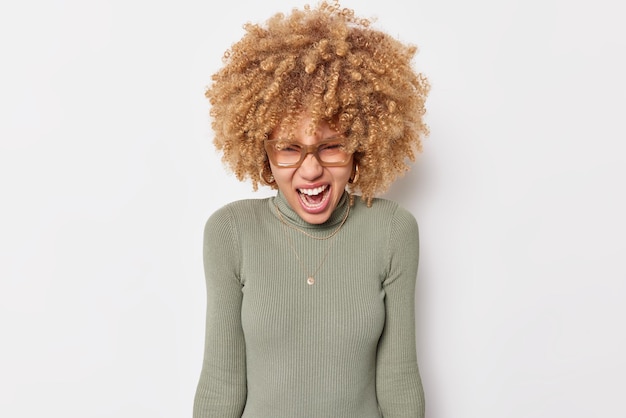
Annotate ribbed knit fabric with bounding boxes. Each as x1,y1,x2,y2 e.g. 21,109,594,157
193,191,424,418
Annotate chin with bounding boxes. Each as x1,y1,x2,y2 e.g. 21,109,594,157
298,210,333,225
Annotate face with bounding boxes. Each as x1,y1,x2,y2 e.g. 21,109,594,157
268,115,353,224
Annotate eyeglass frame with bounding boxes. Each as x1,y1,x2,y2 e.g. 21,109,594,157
263,136,353,168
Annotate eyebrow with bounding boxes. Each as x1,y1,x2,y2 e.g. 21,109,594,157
271,135,345,143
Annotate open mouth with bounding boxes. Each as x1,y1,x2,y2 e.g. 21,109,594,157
297,185,330,212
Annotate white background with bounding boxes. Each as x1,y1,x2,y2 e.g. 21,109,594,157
1,0,625,417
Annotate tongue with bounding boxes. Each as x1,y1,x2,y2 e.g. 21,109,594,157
303,192,324,205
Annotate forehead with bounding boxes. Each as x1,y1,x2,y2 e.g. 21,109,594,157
270,116,340,141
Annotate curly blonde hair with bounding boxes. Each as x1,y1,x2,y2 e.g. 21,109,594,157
206,0,429,205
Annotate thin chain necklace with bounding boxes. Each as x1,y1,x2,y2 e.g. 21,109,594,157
279,221,339,286
274,201,351,285
273,200,350,240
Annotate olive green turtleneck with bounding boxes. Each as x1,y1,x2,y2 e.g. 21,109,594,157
193,191,424,418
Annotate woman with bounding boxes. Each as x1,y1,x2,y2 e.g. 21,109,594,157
193,1,430,417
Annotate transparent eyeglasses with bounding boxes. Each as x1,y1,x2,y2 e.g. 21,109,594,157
264,137,352,168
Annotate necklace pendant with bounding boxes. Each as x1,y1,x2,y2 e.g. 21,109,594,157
306,277,316,286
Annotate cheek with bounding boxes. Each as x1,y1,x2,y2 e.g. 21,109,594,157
332,166,353,186
335,157,354,185
269,165,295,189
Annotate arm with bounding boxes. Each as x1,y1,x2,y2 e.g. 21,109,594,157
376,206,425,417
193,206,247,418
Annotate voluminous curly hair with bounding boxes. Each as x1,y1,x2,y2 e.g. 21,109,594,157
206,0,429,205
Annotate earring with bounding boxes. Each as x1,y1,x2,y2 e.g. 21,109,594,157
349,163,360,184
261,165,275,185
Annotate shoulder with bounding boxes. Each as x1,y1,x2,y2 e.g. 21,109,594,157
352,196,418,229
204,198,271,237
347,196,418,255
206,198,270,224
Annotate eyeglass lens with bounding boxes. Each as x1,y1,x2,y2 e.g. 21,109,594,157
267,139,350,166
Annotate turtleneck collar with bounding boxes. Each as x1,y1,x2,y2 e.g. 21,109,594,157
269,190,351,231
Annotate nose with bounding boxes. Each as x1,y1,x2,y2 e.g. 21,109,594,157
298,152,324,180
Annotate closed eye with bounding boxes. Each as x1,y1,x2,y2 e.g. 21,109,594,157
319,143,345,152
276,144,301,152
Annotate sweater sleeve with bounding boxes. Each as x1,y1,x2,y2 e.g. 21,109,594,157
376,206,425,417
193,206,247,418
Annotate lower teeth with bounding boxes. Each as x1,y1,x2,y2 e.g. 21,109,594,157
301,190,326,206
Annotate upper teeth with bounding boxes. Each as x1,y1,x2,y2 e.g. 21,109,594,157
299,185,327,196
